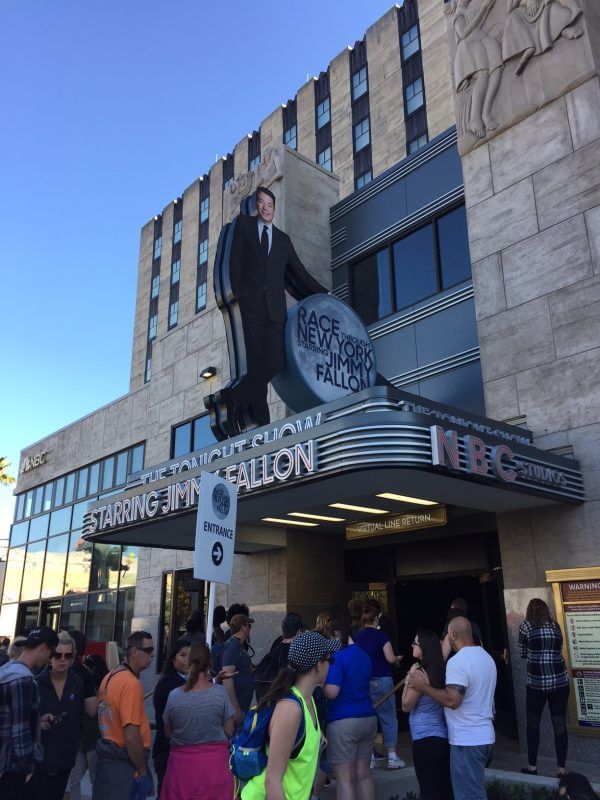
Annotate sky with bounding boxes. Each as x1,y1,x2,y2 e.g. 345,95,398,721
0,0,397,549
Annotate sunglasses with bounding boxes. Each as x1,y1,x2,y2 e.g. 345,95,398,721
136,646,155,655
53,652,74,660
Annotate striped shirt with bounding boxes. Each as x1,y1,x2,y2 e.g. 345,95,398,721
518,619,568,691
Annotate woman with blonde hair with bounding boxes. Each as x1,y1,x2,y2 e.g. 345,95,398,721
314,612,333,639
161,642,234,800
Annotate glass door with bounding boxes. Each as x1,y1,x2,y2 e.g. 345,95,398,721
40,599,61,631
17,602,40,635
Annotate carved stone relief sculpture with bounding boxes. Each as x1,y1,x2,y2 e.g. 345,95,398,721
444,0,589,154
223,146,284,223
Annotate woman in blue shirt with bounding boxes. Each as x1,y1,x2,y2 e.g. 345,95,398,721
324,618,377,799
401,629,453,800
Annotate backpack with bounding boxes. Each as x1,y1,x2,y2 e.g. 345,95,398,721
253,639,287,702
230,692,306,781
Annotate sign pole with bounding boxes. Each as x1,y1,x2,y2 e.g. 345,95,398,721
206,581,217,646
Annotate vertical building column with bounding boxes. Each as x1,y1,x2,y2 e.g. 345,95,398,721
180,179,200,321
296,79,316,160
419,0,455,140
130,221,156,391
366,7,405,176
261,107,283,150
157,203,174,340
233,135,249,180
329,49,354,198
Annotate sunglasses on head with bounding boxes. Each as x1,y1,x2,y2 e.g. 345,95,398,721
52,652,74,660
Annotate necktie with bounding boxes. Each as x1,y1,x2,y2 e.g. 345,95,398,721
261,224,269,259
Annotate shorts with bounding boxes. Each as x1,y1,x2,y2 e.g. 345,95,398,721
326,716,377,765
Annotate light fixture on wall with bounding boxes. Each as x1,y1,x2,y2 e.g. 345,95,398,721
200,366,217,379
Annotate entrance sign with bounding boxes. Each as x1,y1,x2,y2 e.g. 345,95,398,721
194,472,238,585
272,294,377,412
346,507,447,540
547,567,600,736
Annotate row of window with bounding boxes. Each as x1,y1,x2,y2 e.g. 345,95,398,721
13,444,144,523
172,414,216,459
0,587,135,651
351,204,471,326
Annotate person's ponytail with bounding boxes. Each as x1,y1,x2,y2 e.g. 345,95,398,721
183,643,211,692
256,665,296,710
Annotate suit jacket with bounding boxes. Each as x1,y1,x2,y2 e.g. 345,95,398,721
229,213,326,323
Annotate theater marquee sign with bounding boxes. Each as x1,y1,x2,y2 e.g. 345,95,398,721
83,387,584,547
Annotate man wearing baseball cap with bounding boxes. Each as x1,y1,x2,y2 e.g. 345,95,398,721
222,613,255,727
0,626,58,799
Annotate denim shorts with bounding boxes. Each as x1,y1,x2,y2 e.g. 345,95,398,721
368,676,398,748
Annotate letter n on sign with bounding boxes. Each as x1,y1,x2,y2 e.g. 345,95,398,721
431,426,460,471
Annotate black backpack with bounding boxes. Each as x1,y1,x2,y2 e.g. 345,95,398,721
253,638,288,701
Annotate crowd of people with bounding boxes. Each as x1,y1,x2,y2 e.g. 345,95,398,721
0,595,597,800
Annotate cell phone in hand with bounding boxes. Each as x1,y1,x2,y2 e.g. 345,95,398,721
52,712,68,725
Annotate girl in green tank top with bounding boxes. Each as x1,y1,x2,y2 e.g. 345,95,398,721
241,631,336,800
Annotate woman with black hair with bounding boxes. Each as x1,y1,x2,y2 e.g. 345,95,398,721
242,631,335,800
402,629,453,800
152,637,191,795
558,772,599,799
519,597,569,777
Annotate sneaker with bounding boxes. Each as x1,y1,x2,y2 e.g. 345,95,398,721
387,754,406,770
370,755,376,770
372,750,386,761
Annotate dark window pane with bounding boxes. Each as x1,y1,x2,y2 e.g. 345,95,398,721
192,417,216,451
64,473,76,504
173,423,192,458
49,506,72,536
119,547,139,588
33,487,43,516
115,452,128,486
54,478,65,507
61,594,88,633
393,224,437,309
437,205,472,288
90,544,121,591
41,534,69,599
353,248,393,325
102,457,115,491
28,514,49,541
2,548,25,603
64,532,92,594
85,591,117,644
77,468,89,500
21,540,46,601
130,445,144,475
42,483,53,512
89,463,100,495
71,500,89,531
115,587,136,650
10,521,29,547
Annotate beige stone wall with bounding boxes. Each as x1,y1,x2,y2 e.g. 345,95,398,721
234,135,249,178
464,77,600,761
296,79,316,161
261,106,283,150
366,7,406,176
329,49,354,199
419,0,455,140
179,179,200,322
130,221,156,392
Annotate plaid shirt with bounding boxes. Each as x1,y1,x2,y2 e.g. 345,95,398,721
519,619,568,691
0,661,42,774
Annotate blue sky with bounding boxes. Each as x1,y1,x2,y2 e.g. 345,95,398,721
0,0,396,546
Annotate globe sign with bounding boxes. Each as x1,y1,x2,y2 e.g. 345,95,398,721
272,294,377,412
212,484,231,520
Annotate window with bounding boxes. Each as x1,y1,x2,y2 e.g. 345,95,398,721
249,155,261,170
33,487,43,516
145,343,152,383
173,422,192,458
151,274,160,299
173,219,182,244
353,248,393,325
102,456,115,491
49,506,72,536
85,590,117,642
153,236,162,260
64,532,92,594
29,514,49,541
89,462,100,494
54,478,65,508
408,134,428,154
10,521,29,547
196,268,207,312
393,223,437,308
169,300,179,328
354,118,370,153
317,146,332,171
224,177,233,190
16,494,25,521
60,594,87,634
199,239,208,265
402,25,421,60
148,304,158,340
438,205,472,288
21,540,46,601
24,491,33,518
405,78,424,115
316,97,330,129
90,545,121,591
356,170,372,190
200,197,209,222
283,125,297,150
76,467,89,500
193,415,216,451
41,534,68,599
2,548,25,604
129,444,144,475
172,415,216,458
42,483,53,512
352,66,368,101
115,451,128,486
64,473,76,505
171,259,180,285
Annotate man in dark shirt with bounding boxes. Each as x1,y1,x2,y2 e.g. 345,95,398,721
221,614,255,727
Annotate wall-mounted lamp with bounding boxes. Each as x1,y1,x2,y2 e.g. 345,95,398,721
200,366,217,379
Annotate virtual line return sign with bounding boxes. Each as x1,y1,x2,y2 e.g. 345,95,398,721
346,507,447,540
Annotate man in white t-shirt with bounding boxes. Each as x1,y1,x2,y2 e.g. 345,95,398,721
408,617,497,800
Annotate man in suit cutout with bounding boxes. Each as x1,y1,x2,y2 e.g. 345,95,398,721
223,186,327,430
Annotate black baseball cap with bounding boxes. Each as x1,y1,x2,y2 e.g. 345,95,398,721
25,626,59,649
